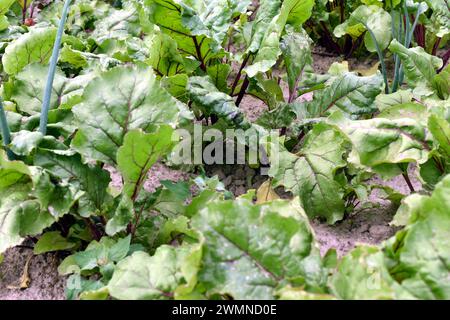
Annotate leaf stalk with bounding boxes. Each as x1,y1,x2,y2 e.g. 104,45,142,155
39,0,72,135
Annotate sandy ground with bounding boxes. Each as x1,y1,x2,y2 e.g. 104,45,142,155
0,248,66,300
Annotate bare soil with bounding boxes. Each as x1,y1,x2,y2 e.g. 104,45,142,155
0,248,66,300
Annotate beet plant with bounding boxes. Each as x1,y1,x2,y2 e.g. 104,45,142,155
0,0,449,300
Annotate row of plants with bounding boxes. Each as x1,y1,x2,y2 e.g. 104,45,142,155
0,0,449,299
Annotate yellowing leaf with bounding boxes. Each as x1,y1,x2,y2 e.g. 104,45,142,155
256,180,280,204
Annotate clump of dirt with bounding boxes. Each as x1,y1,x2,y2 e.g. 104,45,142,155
0,247,66,300
240,95,269,122
207,164,267,196
311,204,400,257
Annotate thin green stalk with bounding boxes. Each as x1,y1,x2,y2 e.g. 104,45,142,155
392,5,405,92
398,4,424,88
0,98,14,160
403,1,410,47
39,0,72,135
359,20,389,93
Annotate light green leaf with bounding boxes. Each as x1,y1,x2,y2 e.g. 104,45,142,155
334,5,392,53
72,65,187,164
192,198,326,299
141,0,222,64
330,246,413,299
280,27,313,100
34,152,111,217
118,127,176,198
10,63,92,116
428,114,450,157
245,0,312,77
384,175,450,299
330,111,430,168
375,90,413,111
388,40,443,96
34,231,77,254
91,2,140,45
284,0,315,28
178,0,252,47
9,131,44,156
187,76,250,128
2,27,57,75
269,123,348,224
293,72,384,119
108,244,202,299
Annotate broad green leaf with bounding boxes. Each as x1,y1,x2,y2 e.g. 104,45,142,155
0,154,55,253
192,198,326,299
377,103,428,124
375,90,413,111
9,63,92,115
280,27,313,100
428,114,450,157
72,65,187,164
269,123,348,224
384,175,450,299
244,0,313,77
34,231,77,254
105,127,177,235
63,236,131,273
118,127,176,198
141,0,222,64
388,40,443,96
330,246,413,299
334,5,392,52
246,0,282,54
177,0,251,47
2,27,57,75
284,0,315,28
34,152,111,217
145,30,190,76
0,0,15,15
425,0,449,38
206,64,231,93
187,76,250,128
433,65,450,100
9,131,44,156
0,149,32,189
293,72,384,119
91,2,140,45
59,45,121,70
0,190,54,254
330,111,430,168
108,244,202,299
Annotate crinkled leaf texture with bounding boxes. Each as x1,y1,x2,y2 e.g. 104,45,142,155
72,65,189,164
105,127,177,235
188,76,250,128
108,244,202,300
330,246,413,299
192,198,326,299
0,151,55,253
34,151,111,218
334,5,392,53
10,63,91,115
269,123,348,224
2,26,56,75
388,40,443,97
141,0,222,63
293,72,384,119
384,175,450,299
330,111,430,169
